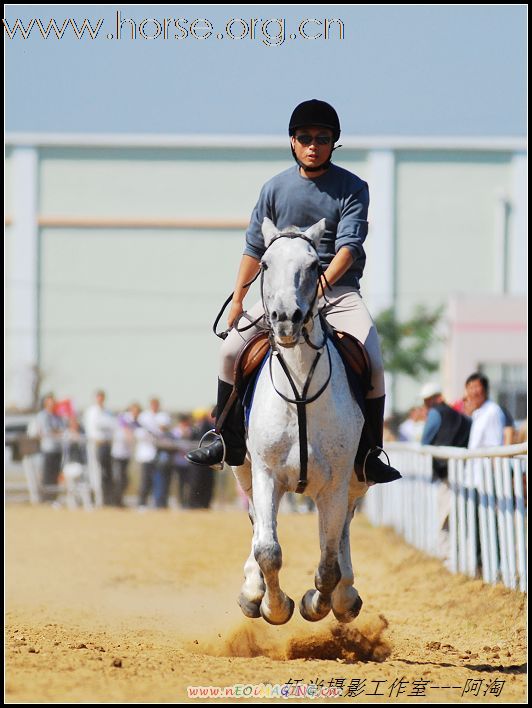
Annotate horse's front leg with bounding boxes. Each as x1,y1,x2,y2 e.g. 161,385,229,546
231,460,265,619
300,482,348,622
331,482,367,622
251,462,294,625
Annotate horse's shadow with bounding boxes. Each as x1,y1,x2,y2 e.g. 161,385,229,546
397,657,527,675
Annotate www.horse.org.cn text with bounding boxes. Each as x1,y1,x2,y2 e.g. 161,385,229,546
3,13,346,46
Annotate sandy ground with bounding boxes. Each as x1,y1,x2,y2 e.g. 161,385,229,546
5,504,527,703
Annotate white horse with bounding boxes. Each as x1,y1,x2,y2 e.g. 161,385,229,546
231,217,369,625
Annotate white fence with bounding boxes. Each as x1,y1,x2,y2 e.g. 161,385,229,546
364,442,527,592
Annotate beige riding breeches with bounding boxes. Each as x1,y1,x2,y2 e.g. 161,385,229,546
219,286,385,399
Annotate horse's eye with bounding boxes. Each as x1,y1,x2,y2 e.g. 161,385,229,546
262,262,268,271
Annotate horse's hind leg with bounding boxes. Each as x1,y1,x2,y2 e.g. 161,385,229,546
331,490,365,623
252,466,294,625
300,485,348,622
232,460,265,618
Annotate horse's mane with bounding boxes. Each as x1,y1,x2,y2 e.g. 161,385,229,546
279,225,303,235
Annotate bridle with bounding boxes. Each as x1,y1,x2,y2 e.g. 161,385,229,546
213,231,334,493
213,231,331,344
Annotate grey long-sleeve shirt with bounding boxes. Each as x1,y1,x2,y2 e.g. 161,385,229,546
244,163,369,288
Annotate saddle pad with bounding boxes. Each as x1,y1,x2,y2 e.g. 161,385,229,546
234,332,270,397
234,328,372,428
328,328,373,398
242,351,271,429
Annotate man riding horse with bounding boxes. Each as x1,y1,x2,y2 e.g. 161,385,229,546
187,99,401,485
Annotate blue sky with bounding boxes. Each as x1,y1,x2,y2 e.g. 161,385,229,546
4,4,527,136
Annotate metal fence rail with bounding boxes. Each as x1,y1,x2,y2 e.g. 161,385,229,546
363,442,527,592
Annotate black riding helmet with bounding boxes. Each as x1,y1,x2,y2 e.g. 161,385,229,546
288,99,341,171
288,99,341,142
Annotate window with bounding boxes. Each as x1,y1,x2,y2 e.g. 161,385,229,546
480,363,527,422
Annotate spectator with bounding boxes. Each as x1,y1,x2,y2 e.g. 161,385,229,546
62,416,91,508
111,403,141,507
33,393,65,501
84,390,116,505
62,415,88,471
420,382,472,568
136,397,170,509
421,382,471,479
398,406,426,442
465,373,505,450
191,408,215,439
499,405,516,445
515,419,527,444
189,409,216,509
172,414,196,509
152,415,178,509
383,418,397,442
464,373,506,576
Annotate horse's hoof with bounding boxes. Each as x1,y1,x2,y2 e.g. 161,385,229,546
332,595,363,623
237,594,262,619
299,590,331,622
259,598,295,625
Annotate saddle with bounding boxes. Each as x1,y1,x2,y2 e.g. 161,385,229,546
234,328,372,407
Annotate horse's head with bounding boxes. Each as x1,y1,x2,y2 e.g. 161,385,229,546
260,217,326,347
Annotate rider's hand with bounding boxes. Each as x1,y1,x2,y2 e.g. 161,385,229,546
228,300,244,328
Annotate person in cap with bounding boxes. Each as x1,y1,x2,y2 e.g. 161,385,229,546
187,99,400,484
421,382,471,479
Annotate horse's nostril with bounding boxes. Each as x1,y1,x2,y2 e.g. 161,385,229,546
271,310,278,321
292,308,303,323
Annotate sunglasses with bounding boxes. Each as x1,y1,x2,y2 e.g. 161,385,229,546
295,134,332,146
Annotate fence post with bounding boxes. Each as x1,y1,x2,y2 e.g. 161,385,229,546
502,457,517,589
512,458,527,592
457,458,468,575
493,457,510,587
484,457,499,585
448,458,458,573
465,460,478,577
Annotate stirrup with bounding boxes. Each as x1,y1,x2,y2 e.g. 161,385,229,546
197,428,226,471
362,446,391,485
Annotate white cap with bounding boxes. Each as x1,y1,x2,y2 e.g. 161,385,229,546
420,382,442,401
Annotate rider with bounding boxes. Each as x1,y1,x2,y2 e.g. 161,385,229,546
187,99,401,484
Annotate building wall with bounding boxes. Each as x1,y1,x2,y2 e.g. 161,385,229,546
394,150,518,410
40,227,244,411
395,150,514,313
5,137,525,415
443,294,526,405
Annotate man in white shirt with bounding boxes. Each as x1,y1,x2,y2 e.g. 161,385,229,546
136,397,171,508
84,389,116,505
464,373,506,578
466,373,505,450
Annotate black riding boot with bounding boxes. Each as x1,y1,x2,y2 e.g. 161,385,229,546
355,396,401,484
186,379,247,467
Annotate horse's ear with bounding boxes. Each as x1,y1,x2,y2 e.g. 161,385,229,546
304,219,326,249
262,217,280,248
